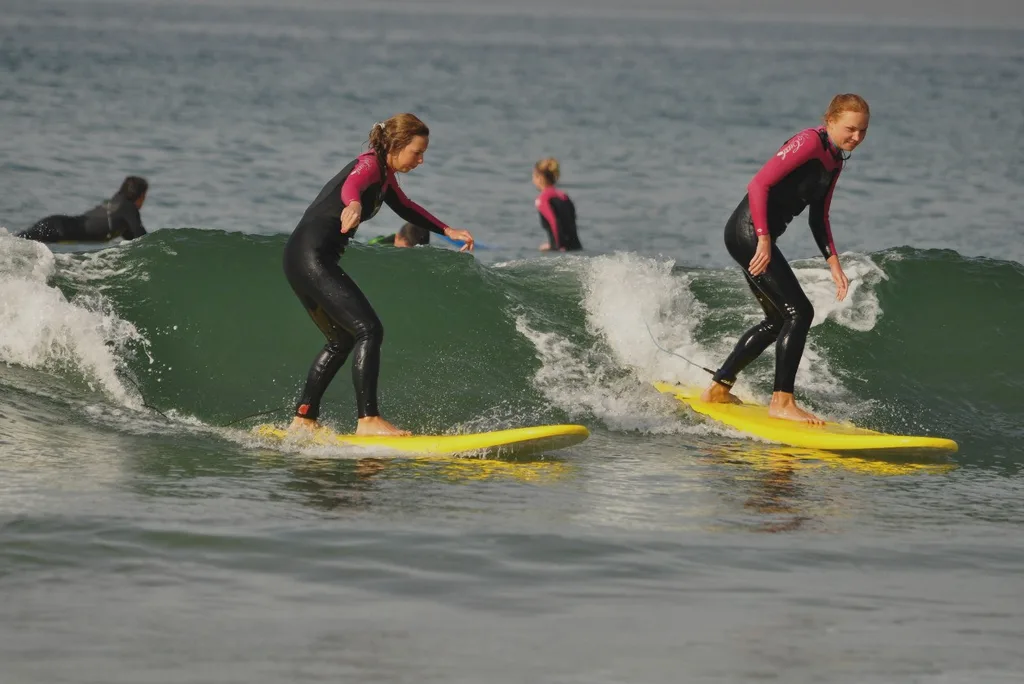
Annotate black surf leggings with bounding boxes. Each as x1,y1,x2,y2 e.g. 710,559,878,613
712,216,814,394
283,244,383,421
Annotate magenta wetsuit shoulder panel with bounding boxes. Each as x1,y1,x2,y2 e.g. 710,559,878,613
745,126,843,259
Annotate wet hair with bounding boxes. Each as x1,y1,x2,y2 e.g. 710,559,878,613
397,222,430,246
117,176,148,202
824,94,870,124
534,157,560,186
368,113,430,173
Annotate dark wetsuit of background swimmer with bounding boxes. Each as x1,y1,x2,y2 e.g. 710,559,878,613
18,195,146,243
536,186,582,251
283,151,449,422
712,126,844,395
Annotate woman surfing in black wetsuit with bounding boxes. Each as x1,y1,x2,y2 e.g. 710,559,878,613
283,113,474,436
701,94,870,424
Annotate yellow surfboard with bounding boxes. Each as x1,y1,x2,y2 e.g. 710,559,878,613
655,382,957,454
252,423,589,459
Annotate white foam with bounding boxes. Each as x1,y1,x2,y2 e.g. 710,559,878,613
54,244,142,286
581,252,714,388
781,253,886,408
793,252,887,332
516,316,694,435
514,251,887,433
0,231,146,407
227,425,402,460
511,254,712,434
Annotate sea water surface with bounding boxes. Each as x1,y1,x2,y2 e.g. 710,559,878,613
1,1,1023,682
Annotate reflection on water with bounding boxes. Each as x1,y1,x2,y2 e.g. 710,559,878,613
699,441,957,533
256,449,577,513
707,442,957,477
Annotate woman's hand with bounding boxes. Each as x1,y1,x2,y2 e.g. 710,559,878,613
748,235,771,276
340,202,362,233
444,226,474,252
827,255,849,301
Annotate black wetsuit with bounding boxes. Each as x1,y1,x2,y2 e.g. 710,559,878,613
712,127,844,394
18,194,146,243
284,151,448,420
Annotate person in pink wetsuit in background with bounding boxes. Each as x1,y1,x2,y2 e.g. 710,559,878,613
533,157,581,252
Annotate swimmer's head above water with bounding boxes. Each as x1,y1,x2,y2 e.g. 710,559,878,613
395,222,429,248
117,175,149,208
532,157,560,190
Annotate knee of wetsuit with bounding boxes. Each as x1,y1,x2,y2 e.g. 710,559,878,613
758,317,784,337
783,299,814,325
324,340,348,355
353,316,384,346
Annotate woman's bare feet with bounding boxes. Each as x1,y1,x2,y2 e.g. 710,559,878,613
289,416,321,431
356,416,411,436
768,392,824,425
700,381,743,404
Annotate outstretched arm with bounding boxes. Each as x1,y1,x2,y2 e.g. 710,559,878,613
384,184,474,252
383,184,446,234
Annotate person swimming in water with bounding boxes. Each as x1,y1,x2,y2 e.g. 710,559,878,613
283,113,474,437
533,158,581,252
17,176,149,243
700,94,870,424
366,222,431,247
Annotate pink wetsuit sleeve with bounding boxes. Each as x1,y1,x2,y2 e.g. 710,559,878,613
747,130,825,237
537,190,561,248
340,155,380,206
383,176,447,234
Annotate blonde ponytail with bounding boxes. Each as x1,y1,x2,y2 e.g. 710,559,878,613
534,157,561,185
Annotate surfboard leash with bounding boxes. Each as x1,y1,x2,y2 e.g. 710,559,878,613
644,322,716,377
121,373,291,427
121,374,170,421
220,405,291,427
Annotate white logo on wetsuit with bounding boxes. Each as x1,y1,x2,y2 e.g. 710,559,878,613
352,157,375,177
776,136,803,160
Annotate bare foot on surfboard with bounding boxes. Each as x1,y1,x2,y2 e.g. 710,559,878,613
289,416,321,431
700,381,743,404
356,416,411,437
768,393,825,425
